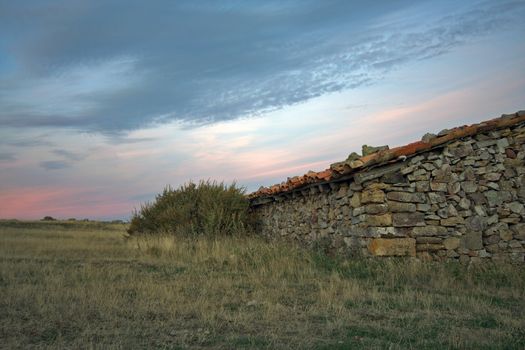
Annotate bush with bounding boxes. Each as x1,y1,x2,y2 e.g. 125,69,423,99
128,180,252,236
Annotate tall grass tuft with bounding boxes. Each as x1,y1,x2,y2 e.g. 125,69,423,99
127,180,251,236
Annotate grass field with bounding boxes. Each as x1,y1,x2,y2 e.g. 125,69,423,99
1,220,524,349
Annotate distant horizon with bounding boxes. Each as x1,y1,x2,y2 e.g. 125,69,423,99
1,1,525,220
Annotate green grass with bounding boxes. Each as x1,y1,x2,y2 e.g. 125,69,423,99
1,221,524,349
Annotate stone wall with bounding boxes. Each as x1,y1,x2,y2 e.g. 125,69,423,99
250,119,525,263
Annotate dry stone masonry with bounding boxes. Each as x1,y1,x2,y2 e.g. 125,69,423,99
249,111,525,263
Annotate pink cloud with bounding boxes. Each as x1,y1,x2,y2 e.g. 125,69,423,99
0,187,132,220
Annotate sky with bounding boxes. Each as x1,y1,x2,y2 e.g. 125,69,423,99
0,0,524,220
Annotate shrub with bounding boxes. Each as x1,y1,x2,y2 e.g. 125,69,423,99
127,180,252,236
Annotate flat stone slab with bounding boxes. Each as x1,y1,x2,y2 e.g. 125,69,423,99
368,238,416,257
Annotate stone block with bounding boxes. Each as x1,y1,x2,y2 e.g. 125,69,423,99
393,212,426,227
461,181,478,193
365,204,388,215
416,236,443,244
416,181,430,192
416,203,431,211
499,229,513,241
412,226,448,236
511,223,525,240
361,189,385,204
428,192,446,204
382,172,407,184
443,237,460,250
440,217,465,226
430,182,447,192
388,201,416,213
368,238,416,257
462,231,483,250
447,182,461,194
365,213,392,227
416,243,444,251
387,192,426,203
350,193,361,207
508,202,524,214
367,227,397,237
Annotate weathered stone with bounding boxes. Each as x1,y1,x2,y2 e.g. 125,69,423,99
451,143,473,158
412,226,448,236
387,192,426,203
421,133,437,142
416,203,431,211
392,212,426,227
365,204,388,215
416,181,430,192
461,181,478,193
485,190,512,207
336,186,348,199
506,148,517,159
410,155,426,164
400,165,417,175
428,192,446,204
421,163,436,171
497,138,510,149
354,163,404,184
485,234,500,245
361,189,385,204
367,227,397,237
447,182,461,195
511,224,525,240
487,215,499,225
462,231,483,250
416,236,443,244
352,207,365,216
387,201,416,213
508,201,524,214
368,238,416,256
443,237,461,250
362,144,389,156
500,229,513,241
430,182,448,192
382,172,407,184
485,172,502,181
479,249,491,258
417,243,444,251
441,217,465,226
458,198,471,210
466,216,487,232
474,205,486,216
349,160,364,168
509,240,523,249
350,193,361,208
448,204,459,217
437,208,449,218
469,192,487,206
365,214,392,227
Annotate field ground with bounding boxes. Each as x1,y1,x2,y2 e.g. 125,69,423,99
1,220,524,349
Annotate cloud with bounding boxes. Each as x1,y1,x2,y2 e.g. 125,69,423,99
2,138,53,148
0,0,523,132
39,160,71,170
0,152,16,162
51,149,85,161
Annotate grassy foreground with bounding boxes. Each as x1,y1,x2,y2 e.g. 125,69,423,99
0,221,524,349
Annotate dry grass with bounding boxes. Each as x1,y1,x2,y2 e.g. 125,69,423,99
1,221,524,349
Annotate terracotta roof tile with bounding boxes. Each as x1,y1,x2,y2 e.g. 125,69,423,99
248,111,525,200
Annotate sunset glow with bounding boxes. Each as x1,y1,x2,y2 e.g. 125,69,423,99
1,1,524,220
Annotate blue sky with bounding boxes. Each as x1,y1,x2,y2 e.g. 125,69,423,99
0,0,524,219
